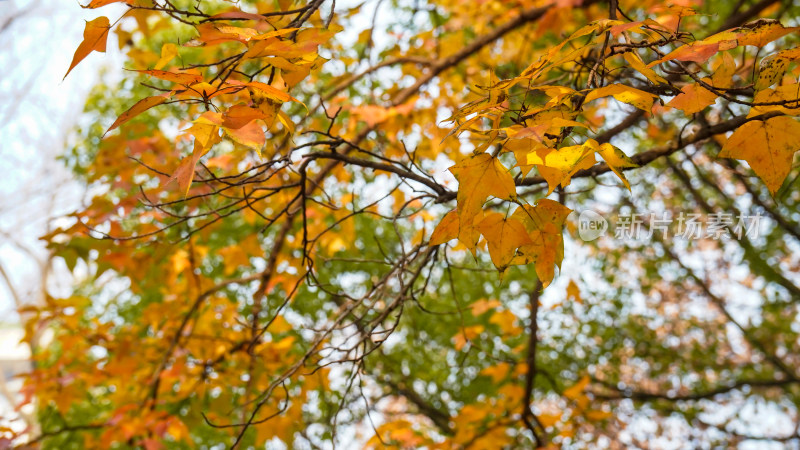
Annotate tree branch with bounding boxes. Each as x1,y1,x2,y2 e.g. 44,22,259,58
521,280,545,445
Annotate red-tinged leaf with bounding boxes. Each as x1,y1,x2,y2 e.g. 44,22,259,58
169,155,198,198
350,104,403,127
222,105,267,129
64,16,111,80
224,121,265,152
193,23,250,45
169,136,216,197
506,124,549,141
142,438,163,450
106,95,168,134
133,69,203,85
83,0,132,8
243,27,338,60
609,21,643,37
647,41,723,67
666,79,717,115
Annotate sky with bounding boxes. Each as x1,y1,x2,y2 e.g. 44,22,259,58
0,0,124,432
0,0,124,319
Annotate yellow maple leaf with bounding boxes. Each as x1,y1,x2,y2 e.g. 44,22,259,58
583,84,657,111
449,152,517,234
476,212,533,272
506,138,551,177
511,199,572,287
514,199,572,234
489,309,522,336
734,19,800,47
718,116,800,195
532,141,596,194
623,51,666,85
756,55,791,91
595,141,638,190
171,249,190,273
747,84,800,118
153,43,177,70
711,52,738,89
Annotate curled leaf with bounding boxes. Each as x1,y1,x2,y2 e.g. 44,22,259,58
133,69,203,85
64,16,111,80
83,0,132,8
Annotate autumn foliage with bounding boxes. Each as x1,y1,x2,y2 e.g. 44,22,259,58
12,0,800,448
